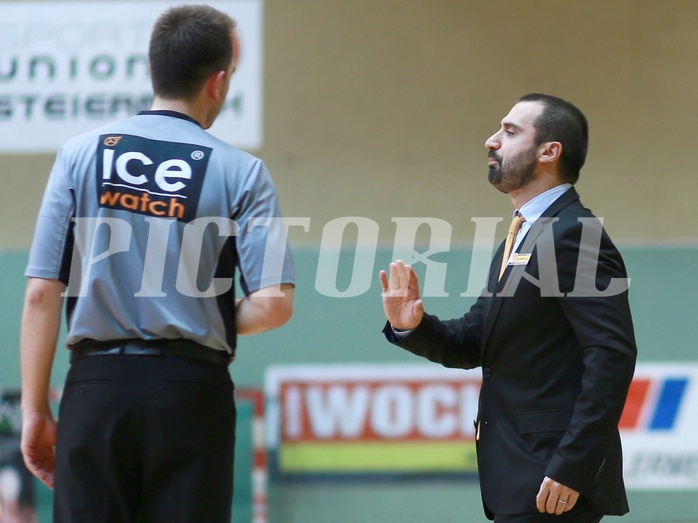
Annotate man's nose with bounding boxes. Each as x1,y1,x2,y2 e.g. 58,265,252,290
485,132,500,150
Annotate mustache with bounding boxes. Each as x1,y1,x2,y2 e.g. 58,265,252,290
488,150,502,163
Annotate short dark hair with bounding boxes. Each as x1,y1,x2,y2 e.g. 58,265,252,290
518,93,588,184
149,5,236,100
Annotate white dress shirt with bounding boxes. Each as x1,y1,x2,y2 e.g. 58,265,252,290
513,183,572,252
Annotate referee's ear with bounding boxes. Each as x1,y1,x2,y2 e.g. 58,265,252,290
206,70,227,102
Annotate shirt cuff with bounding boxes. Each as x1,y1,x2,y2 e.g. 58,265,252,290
391,325,414,339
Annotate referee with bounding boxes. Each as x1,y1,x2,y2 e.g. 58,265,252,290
19,5,294,522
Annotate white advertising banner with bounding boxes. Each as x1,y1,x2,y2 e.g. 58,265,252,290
265,363,698,489
619,363,698,490
0,1,263,153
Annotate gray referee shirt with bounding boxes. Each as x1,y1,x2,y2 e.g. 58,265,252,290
26,111,295,356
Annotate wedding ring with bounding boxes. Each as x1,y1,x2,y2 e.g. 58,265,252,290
558,499,568,504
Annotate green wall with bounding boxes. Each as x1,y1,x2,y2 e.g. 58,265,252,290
2,245,697,522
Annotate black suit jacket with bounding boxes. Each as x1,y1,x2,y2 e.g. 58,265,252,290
384,187,637,519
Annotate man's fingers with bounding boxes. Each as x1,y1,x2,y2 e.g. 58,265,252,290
396,261,408,287
535,486,548,513
25,457,55,489
379,270,389,293
551,489,578,514
387,261,411,295
382,260,420,300
37,469,54,489
553,497,567,515
397,261,416,292
389,262,400,291
536,477,580,515
545,491,566,515
564,491,579,511
34,467,55,489
413,299,424,317
539,492,563,515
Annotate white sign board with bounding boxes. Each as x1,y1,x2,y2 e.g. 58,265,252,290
0,1,263,153
265,363,698,488
619,363,698,490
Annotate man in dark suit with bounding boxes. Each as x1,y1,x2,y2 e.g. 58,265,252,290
380,93,637,522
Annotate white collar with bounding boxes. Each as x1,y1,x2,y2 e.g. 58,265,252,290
517,183,572,224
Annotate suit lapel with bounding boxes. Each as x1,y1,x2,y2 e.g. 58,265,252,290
480,188,581,346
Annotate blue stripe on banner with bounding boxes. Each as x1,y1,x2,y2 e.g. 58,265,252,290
649,378,689,430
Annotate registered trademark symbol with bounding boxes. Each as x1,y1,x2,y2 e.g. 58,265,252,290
191,150,205,160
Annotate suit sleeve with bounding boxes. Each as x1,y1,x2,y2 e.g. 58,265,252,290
383,294,486,370
545,218,637,494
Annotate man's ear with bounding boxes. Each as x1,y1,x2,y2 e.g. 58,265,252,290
538,141,562,165
206,70,227,100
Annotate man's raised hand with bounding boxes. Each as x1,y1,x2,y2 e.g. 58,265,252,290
379,260,424,330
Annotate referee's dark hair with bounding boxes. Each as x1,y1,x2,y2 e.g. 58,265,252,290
518,93,589,185
149,5,236,101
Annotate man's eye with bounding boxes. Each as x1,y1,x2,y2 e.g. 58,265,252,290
504,130,515,136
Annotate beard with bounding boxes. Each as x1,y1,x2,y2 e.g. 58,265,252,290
488,145,537,194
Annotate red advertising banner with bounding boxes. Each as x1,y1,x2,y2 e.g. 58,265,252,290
266,366,481,474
